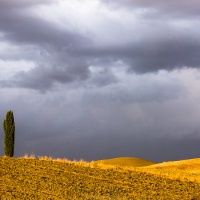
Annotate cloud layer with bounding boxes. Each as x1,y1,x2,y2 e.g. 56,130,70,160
0,0,200,91
0,0,200,162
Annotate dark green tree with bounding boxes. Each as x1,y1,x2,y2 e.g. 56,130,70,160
3,110,15,157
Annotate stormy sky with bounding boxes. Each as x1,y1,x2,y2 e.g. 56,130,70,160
1,0,200,162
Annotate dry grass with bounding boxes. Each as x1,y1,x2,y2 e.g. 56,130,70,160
21,154,126,171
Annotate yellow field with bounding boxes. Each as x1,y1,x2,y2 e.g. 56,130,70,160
1,156,200,199
138,158,200,183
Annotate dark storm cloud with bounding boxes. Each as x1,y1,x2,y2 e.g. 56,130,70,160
0,13,86,47
71,1,200,74
0,0,92,91
76,36,200,73
127,38,200,73
0,2,87,47
0,0,200,91
14,63,90,91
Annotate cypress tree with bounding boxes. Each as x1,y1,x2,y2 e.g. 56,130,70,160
3,110,15,157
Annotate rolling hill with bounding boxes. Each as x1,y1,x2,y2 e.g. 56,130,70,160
1,156,200,199
94,157,157,167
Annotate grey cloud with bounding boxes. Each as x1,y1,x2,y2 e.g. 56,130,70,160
0,1,92,91
0,0,90,55
0,0,56,9
13,63,90,91
75,35,200,73
0,0,200,92
127,37,200,73
85,77,185,104
101,0,200,18
0,10,87,47
86,67,118,88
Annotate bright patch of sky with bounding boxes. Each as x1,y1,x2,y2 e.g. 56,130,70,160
0,60,35,80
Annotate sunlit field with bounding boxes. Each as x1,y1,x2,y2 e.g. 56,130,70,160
1,156,200,199
138,158,200,183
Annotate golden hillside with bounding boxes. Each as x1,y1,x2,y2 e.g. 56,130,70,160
1,156,200,199
139,158,200,183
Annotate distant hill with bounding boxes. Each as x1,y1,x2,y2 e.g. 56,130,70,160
94,157,157,167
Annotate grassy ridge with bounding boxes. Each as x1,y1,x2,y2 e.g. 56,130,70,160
1,156,200,199
95,157,157,167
